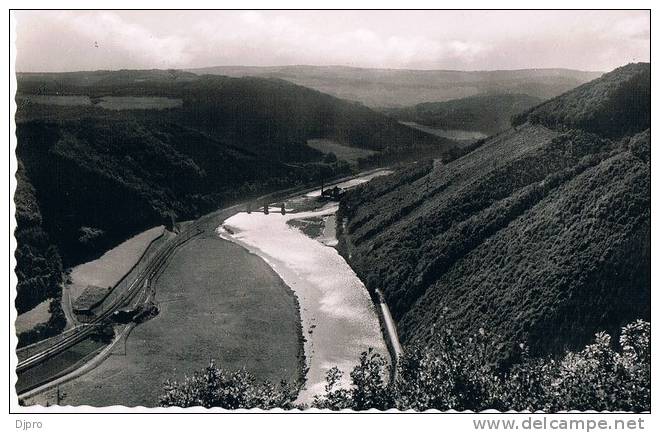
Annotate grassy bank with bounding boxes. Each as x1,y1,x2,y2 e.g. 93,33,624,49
68,225,164,302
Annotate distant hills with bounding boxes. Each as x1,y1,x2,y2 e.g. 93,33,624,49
188,65,602,108
16,71,453,159
17,69,199,88
338,63,650,362
14,70,455,315
384,93,543,135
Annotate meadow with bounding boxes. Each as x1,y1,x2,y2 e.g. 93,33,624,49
96,96,183,110
68,226,164,302
15,299,52,335
28,235,303,407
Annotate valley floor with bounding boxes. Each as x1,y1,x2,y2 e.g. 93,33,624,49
22,169,391,407
25,231,303,407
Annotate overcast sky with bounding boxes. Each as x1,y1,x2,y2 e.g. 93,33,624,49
14,10,649,72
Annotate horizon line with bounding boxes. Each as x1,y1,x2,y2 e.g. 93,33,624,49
15,63,613,75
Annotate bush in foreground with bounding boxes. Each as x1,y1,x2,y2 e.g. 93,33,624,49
159,361,298,409
313,319,650,412
160,320,650,411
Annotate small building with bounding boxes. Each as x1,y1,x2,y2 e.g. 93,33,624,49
111,303,159,324
72,285,111,322
321,186,345,201
111,308,136,324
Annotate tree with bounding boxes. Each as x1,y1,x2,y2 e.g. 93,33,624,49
159,360,298,409
312,349,393,410
159,321,650,411
311,320,650,412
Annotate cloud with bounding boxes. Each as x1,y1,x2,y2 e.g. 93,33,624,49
14,10,649,72
63,12,192,65
190,12,490,69
16,11,191,70
611,15,651,40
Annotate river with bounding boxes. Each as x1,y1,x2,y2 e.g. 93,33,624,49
400,121,487,143
218,172,392,404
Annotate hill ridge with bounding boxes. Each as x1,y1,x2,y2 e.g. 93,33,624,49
337,63,650,361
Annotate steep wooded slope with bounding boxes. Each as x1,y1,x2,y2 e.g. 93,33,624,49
338,63,650,361
14,162,63,313
512,63,650,138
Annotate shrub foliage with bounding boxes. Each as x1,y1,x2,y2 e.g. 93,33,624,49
159,360,298,409
160,320,650,411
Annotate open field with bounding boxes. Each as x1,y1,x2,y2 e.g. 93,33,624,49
16,94,92,106
15,299,52,335
306,139,378,164
68,226,164,302
96,96,183,110
17,337,107,395
26,235,303,407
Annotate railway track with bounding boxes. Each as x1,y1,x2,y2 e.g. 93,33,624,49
16,226,203,375
16,167,392,395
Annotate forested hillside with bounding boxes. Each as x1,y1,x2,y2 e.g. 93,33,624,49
15,70,455,319
14,162,63,314
385,93,542,135
16,118,309,264
512,63,650,138
17,73,453,160
338,63,650,362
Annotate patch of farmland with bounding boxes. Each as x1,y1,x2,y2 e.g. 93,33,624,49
15,299,52,334
17,94,92,106
96,96,183,110
72,286,111,312
68,226,164,303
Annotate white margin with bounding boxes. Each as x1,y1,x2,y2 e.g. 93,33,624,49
2,3,656,433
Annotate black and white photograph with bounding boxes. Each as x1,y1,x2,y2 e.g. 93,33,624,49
5,4,655,429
